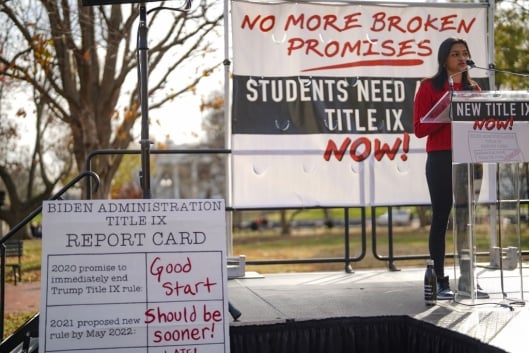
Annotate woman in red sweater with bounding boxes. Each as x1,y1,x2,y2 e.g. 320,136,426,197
413,37,480,300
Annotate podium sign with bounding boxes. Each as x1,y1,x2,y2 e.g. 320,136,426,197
451,91,529,163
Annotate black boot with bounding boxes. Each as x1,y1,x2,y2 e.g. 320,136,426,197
437,276,454,300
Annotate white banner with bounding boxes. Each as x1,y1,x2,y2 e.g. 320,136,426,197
230,0,489,207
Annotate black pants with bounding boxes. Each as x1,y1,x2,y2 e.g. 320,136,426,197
426,151,453,278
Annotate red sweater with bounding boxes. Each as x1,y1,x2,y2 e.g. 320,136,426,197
413,80,478,153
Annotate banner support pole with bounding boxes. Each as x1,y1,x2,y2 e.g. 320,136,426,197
138,2,152,199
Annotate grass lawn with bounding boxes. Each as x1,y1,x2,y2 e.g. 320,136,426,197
2,239,42,340
233,223,433,273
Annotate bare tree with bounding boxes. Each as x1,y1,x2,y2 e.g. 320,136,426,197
0,0,223,200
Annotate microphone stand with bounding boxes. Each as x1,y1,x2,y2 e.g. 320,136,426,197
448,68,469,120
466,59,529,80
448,76,455,120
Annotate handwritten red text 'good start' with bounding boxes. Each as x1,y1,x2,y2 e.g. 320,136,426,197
149,256,217,296
241,12,477,59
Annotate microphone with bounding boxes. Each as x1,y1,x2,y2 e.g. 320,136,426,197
449,62,472,92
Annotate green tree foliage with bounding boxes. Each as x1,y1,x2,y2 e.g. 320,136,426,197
494,0,529,198
494,0,529,89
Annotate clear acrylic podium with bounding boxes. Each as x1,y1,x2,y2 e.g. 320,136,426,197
422,90,529,302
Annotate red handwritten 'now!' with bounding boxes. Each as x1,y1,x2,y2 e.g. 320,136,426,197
323,132,409,162
473,118,514,130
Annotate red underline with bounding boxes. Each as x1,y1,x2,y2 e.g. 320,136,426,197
302,59,424,72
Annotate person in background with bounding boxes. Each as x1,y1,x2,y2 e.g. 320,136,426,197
413,37,482,300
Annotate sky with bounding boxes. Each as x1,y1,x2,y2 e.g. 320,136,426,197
140,69,225,147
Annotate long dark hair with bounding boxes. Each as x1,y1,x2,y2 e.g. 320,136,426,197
430,37,476,91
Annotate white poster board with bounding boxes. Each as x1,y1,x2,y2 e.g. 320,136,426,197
451,91,529,163
39,199,229,353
